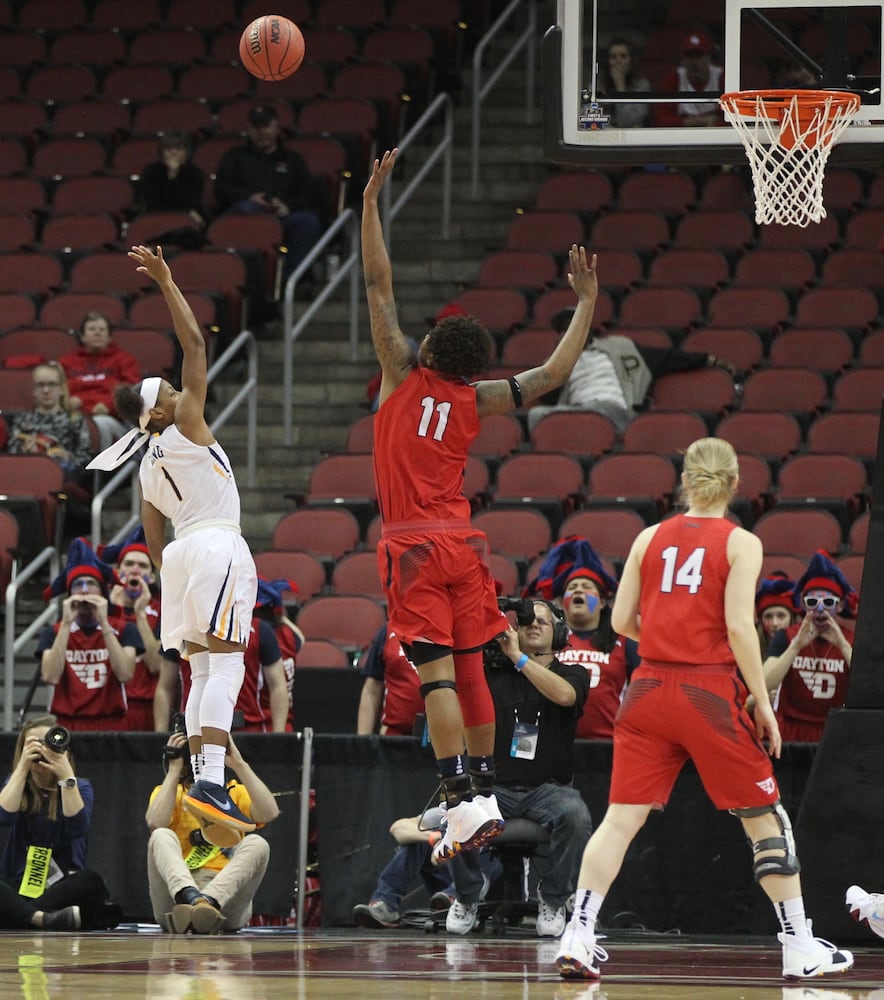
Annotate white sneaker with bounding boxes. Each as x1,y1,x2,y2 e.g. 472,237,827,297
431,798,504,865
846,884,884,940
555,921,609,980
473,792,503,822
446,898,479,935
779,921,854,979
537,893,567,937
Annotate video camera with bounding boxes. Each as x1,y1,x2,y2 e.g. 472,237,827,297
483,597,536,669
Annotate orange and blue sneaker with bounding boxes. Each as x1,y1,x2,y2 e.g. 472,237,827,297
183,780,256,834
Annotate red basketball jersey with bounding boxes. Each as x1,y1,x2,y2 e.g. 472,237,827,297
557,633,628,739
773,623,853,741
113,596,162,703
373,367,478,525
48,619,129,727
638,515,738,667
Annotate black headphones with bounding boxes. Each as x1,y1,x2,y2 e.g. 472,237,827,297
538,600,569,652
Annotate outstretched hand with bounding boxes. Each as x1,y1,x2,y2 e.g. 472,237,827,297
567,245,598,301
128,244,171,285
363,148,398,202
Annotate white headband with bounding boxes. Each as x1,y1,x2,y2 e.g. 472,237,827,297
86,377,163,472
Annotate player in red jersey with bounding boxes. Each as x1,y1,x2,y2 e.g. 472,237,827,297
357,624,424,737
555,439,853,983
363,149,599,864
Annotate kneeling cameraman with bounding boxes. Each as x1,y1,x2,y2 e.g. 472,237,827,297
145,722,279,933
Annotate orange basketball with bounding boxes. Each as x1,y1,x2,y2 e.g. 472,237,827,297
239,14,305,82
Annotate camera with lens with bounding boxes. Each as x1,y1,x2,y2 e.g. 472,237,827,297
483,597,536,668
162,712,188,761
42,725,71,754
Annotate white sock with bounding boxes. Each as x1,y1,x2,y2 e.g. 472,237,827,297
201,743,227,787
190,751,203,779
777,897,810,938
572,889,604,931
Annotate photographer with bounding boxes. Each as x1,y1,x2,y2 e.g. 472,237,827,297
0,715,121,930
145,728,279,934
445,599,592,937
37,539,142,731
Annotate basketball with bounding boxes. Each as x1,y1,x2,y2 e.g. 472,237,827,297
239,14,305,82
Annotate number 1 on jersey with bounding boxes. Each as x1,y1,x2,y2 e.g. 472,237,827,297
659,545,706,594
418,396,451,441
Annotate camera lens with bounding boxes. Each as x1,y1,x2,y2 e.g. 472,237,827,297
43,725,71,753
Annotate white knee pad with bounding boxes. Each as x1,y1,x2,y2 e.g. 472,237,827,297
184,650,210,738
199,652,246,732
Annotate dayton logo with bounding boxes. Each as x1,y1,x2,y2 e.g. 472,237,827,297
755,777,776,796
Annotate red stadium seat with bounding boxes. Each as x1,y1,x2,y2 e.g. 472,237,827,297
768,328,854,374
848,511,869,554
733,249,816,291
794,287,878,331
505,211,585,256
472,509,552,563
270,508,361,560
650,368,736,419
468,414,524,464
680,328,764,373
619,287,702,330
0,215,36,253
331,551,384,598
757,215,839,251
295,595,386,655
715,411,802,463
859,329,884,367
820,249,884,289
536,170,614,214
706,287,790,332
53,176,133,216
673,210,754,251
774,454,868,530
40,293,125,333
500,329,559,368
448,289,528,336
831,369,884,413
529,411,618,464
0,253,64,295
253,550,327,600
753,508,844,559
344,414,375,453
298,639,352,669
478,250,558,293
741,369,828,420
647,249,729,294
558,508,646,564
492,453,585,532
39,214,118,254
590,211,669,253
111,329,176,378
621,411,708,457
617,169,696,214
585,453,677,522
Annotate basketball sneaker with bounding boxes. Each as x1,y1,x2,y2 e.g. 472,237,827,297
555,922,609,980
537,893,567,937
183,780,256,834
431,798,504,865
352,899,399,928
779,922,854,979
446,899,479,935
846,884,884,940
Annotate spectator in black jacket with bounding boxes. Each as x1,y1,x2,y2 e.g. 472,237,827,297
138,131,206,227
214,104,323,284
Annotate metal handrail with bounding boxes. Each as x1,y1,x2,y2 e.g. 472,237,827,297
471,0,537,198
281,91,454,446
89,328,260,546
4,546,60,731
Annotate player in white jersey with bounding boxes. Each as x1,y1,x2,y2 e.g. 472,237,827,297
88,245,257,838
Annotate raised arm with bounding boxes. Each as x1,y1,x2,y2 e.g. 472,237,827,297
128,245,211,443
475,246,599,416
361,149,417,405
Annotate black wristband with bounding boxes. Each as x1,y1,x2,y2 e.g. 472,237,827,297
508,376,523,408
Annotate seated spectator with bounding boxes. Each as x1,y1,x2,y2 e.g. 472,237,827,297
762,551,857,742
7,361,94,483
755,572,798,658
253,577,303,732
145,729,278,934
357,621,423,737
59,312,142,450
37,539,141,732
352,807,501,928
214,103,323,287
0,714,121,931
527,320,734,433
597,37,651,128
101,526,171,732
445,599,591,937
233,580,292,734
655,29,725,127
137,131,206,231
526,536,638,740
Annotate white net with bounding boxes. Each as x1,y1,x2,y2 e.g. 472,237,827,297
720,91,861,227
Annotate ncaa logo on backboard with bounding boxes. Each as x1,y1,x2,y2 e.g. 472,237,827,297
756,777,776,796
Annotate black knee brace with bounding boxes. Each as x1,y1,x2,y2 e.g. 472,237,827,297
419,679,457,699
731,801,801,882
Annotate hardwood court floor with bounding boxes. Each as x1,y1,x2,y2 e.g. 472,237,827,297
1,927,882,999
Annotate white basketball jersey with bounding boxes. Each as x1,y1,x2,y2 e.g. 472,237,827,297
140,424,241,534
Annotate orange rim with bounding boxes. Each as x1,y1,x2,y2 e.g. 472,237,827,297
720,88,861,121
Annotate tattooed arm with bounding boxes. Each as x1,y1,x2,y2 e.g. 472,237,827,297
361,149,415,408
475,246,599,416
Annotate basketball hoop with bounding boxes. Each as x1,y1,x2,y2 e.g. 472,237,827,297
720,89,861,227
